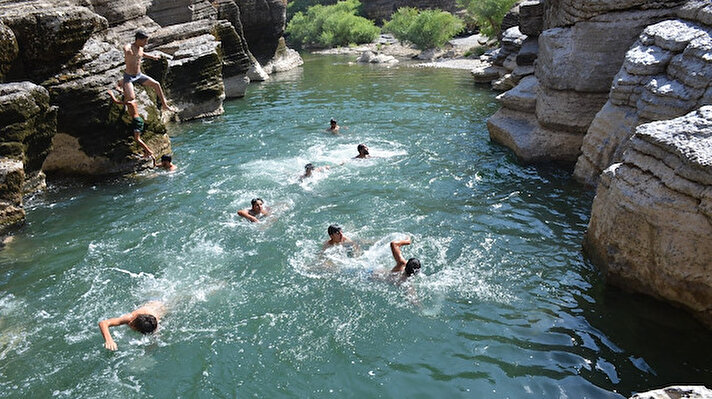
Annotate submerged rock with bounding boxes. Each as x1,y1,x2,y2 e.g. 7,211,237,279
356,50,398,64
584,106,712,329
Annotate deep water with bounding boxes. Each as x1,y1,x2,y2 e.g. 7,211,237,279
1,54,710,398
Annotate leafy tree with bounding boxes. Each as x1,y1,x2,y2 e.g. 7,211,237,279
457,0,518,39
286,0,380,48
383,8,464,50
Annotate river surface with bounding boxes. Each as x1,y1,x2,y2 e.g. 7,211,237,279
1,55,711,398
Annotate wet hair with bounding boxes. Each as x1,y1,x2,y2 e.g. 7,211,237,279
161,154,172,163
404,258,421,277
129,314,158,334
357,144,368,154
305,163,315,171
251,198,263,206
327,224,342,236
135,30,149,40
330,119,337,124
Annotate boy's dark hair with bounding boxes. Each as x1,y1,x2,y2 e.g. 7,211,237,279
161,154,172,163
330,119,337,124
135,30,149,40
327,224,342,236
251,198,263,206
305,163,315,171
357,144,368,153
404,258,421,277
130,314,158,334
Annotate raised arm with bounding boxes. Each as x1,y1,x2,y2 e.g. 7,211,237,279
237,209,259,223
390,237,411,272
98,313,133,351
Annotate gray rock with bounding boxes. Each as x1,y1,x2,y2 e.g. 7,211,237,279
536,85,609,134
630,386,712,399
0,158,24,231
471,64,505,83
640,19,707,52
676,0,712,26
356,50,397,64
516,36,538,66
623,43,673,76
0,21,18,82
147,0,217,26
544,0,685,28
519,0,544,37
495,75,538,113
584,106,712,329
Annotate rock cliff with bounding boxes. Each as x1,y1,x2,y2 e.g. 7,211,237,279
583,106,712,328
359,0,460,24
488,0,683,164
575,5,712,186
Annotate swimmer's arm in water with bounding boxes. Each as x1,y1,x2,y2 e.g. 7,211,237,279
390,237,411,273
237,209,260,223
98,313,133,351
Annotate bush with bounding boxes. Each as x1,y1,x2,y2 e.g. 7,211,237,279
287,0,337,21
457,0,518,39
383,8,464,50
286,0,380,48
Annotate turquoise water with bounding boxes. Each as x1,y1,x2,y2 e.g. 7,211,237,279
1,54,711,398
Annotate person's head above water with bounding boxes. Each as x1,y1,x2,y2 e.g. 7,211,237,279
305,163,315,172
129,314,158,334
327,224,342,237
357,144,369,156
404,258,421,277
251,197,264,210
161,154,172,163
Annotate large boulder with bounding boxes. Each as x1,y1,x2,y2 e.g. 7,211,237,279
0,21,18,82
234,0,287,65
0,82,55,189
544,0,685,29
574,18,712,186
147,0,217,26
0,158,24,232
583,106,712,328
630,386,712,399
0,2,107,82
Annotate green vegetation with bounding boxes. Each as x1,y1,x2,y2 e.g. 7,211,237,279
287,0,337,21
463,45,488,58
382,8,464,50
457,0,518,39
286,0,380,48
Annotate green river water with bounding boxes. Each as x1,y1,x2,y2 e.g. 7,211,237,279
0,54,711,398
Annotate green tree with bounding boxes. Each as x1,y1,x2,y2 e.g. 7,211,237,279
457,0,518,39
286,0,380,48
383,8,464,50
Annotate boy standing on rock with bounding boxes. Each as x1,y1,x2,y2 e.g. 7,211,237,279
108,89,153,158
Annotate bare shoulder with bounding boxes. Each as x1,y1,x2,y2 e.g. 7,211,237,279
135,301,166,319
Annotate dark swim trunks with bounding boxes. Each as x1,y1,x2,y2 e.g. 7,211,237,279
123,72,150,85
132,116,144,133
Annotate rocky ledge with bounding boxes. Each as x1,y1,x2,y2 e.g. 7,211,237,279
584,106,712,328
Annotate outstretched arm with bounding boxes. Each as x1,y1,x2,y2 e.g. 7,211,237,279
107,89,131,106
98,313,133,351
238,209,259,223
390,237,411,272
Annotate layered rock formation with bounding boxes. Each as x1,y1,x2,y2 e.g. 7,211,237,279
575,6,712,186
583,106,712,328
0,82,56,230
234,0,288,65
488,0,683,164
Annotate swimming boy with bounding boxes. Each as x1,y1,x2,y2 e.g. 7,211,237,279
300,163,330,180
120,30,172,111
354,144,370,159
326,118,340,133
98,300,166,351
108,89,154,157
322,224,354,249
237,198,269,222
154,154,177,171
387,237,421,284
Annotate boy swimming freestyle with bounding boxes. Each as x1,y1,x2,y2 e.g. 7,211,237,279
237,198,270,222
98,300,166,351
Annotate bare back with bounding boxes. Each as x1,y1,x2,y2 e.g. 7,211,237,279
132,300,166,320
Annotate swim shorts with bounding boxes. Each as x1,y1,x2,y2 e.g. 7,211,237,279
132,116,144,133
123,72,150,85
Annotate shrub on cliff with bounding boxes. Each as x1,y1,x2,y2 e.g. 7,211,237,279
457,0,518,39
286,0,380,48
383,8,464,50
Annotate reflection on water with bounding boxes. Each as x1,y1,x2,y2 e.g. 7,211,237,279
0,54,710,398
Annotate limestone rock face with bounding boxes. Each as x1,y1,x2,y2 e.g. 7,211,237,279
234,0,287,65
519,0,544,37
0,158,25,231
0,82,56,186
147,0,217,26
583,106,712,328
574,17,712,186
630,386,712,399
0,21,18,82
0,2,107,82
488,1,679,164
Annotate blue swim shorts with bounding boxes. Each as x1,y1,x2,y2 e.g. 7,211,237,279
123,72,151,85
